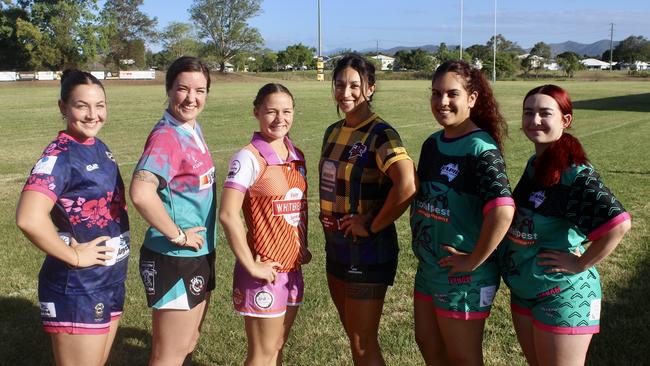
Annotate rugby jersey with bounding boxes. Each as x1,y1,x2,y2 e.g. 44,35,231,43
501,156,631,299
224,133,308,272
319,113,411,265
23,131,130,294
411,129,514,280
135,111,217,257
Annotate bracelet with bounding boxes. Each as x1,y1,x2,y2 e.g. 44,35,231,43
365,218,376,235
170,226,187,246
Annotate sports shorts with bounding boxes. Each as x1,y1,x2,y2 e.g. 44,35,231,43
326,259,397,286
414,263,499,320
232,261,304,318
510,269,601,334
39,280,124,334
139,245,216,310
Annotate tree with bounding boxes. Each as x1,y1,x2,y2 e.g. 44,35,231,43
556,51,581,78
101,0,158,69
528,41,551,76
612,35,650,64
482,51,519,79
190,0,263,72
161,22,201,59
12,0,105,70
277,43,315,70
393,48,433,71
487,34,524,53
465,44,490,62
434,42,456,65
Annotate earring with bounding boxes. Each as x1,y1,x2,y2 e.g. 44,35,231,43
61,114,66,120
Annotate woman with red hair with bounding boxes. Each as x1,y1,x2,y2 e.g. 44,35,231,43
501,84,631,365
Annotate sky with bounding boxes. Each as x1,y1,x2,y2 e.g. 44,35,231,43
142,0,650,53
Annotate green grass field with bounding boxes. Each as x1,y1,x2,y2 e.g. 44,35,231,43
0,78,648,365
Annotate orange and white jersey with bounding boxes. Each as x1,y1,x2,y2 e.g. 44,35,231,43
224,133,308,272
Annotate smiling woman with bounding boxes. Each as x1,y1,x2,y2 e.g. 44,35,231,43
129,56,218,366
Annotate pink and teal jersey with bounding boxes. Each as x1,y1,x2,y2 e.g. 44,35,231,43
135,111,217,257
23,131,130,294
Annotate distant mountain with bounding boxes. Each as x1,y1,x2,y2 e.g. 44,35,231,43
326,40,619,59
546,40,619,58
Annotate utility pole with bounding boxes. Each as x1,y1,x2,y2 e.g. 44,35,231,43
492,0,497,82
460,0,463,59
609,23,614,72
316,0,324,81
377,40,379,58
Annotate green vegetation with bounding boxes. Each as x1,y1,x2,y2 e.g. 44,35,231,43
0,79,648,365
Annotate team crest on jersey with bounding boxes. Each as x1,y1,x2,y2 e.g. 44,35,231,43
32,156,58,175
348,142,367,160
233,288,244,305
140,261,157,295
228,159,241,178
189,275,205,296
254,290,274,309
272,187,307,227
440,163,459,182
94,302,105,320
529,191,546,208
40,302,56,318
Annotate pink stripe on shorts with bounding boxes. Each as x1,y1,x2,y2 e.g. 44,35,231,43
232,261,304,318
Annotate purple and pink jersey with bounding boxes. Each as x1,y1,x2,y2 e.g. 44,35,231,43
135,111,217,257
23,131,130,294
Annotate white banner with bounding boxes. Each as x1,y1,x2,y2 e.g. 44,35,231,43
118,70,155,80
0,71,17,81
37,71,55,80
91,71,105,80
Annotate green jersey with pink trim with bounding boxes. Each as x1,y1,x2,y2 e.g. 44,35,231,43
502,156,630,299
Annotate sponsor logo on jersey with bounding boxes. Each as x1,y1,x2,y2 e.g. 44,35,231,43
272,187,307,226
40,302,57,318
440,163,459,182
105,151,115,162
140,261,157,295
94,302,105,320
348,142,367,160
199,167,215,191
529,191,546,208
86,163,99,171
32,156,58,175
480,285,497,307
104,232,130,266
232,288,244,305
189,275,205,296
414,199,450,223
507,215,537,245
448,274,472,284
254,291,274,309
227,159,241,178
590,299,601,320
537,286,561,298
320,161,336,186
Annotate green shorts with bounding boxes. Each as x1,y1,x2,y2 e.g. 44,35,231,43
414,264,499,320
510,269,601,334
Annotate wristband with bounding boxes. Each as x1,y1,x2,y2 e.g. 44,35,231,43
170,227,187,246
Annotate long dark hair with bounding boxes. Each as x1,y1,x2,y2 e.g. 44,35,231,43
166,56,211,93
60,69,105,103
331,54,376,114
432,60,507,151
524,84,588,187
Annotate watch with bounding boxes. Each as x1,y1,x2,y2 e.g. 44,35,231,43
170,227,187,246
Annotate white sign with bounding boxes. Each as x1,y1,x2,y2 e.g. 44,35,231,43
91,71,105,80
119,70,155,80
37,71,55,80
0,71,16,81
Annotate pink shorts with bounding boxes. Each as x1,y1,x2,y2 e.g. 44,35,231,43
232,261,304,318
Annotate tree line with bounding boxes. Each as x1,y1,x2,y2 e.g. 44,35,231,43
1,0,648,75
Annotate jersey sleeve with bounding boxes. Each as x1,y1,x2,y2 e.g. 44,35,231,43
474,149,515,215
565,166,630,241
135,127,181,185
373,126,412,173
23,148,70,202
223,148,260,193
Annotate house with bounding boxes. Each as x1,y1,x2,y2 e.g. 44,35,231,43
580,58,610,70
633,61,649,70
370,54,395,71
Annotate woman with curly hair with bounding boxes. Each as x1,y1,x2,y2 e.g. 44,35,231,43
410,60,515,365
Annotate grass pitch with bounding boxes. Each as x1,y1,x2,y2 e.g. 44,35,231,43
0,78,648,365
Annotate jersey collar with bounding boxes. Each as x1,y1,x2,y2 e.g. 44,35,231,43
250,132,304,166
58,130,95,145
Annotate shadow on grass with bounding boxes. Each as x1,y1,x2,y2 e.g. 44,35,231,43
588,251,650,364
573,93,650,112
0,296,50,365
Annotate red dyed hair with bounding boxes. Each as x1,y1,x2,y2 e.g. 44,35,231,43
523,85,588,187
433,60,508,151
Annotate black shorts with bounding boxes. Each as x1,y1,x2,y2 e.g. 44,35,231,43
326,259,397,286
139,246,216,310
